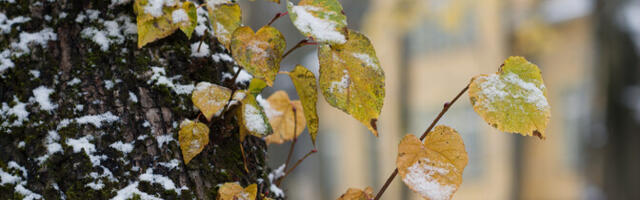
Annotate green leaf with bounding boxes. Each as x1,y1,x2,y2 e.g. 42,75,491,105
207,2,242,49
191,82,232,121
289,65,319,145
318,30,384,136
237,94,273,138
134,0,198,48
287,0,348,44
468,56,550,139
231,26,286,86
248,78,268,96
178,120,210,164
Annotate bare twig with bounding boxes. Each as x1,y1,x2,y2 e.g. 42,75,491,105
282,39,317,60
267,11,288,26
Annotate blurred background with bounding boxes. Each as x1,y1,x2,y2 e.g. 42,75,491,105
239,0,640,199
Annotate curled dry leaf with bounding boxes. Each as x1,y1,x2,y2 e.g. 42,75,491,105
178,120,210,164
318,30,384,136
207,2,242,49
287,0,348,44
217,182,257,200
289,65,319,145
337,186,374,200
192,82,232,121
134,0,198,48
397,125,468,200
468,56,550,139
261,91,306,145
231,26,286,86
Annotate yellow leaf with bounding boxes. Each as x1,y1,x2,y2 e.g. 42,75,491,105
207,3,242,49
248,78,268,96
217,182,257,200
287,0,348,44
178,120,210,164
318,30,384,136
231,26,286,86
397,126,468,200
192,82,232,121
237,94,273,138
336,186,374,200
261,91,306,145
289,65,319,145
468,56,550,139
134,0,198,48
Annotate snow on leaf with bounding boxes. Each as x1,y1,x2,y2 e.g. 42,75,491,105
191,82,232,121
397,126,468,200
134,0,198,48
217,182,257,200
231,26,286,86
318,30,384,136
207,3,242,49
261,91,306,145
287,0,348,44
336,186,374,200
236,93,273,139
468,56,550,139
289,65,319,145
178,119,209,164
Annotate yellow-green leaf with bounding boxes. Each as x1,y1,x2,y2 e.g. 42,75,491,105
318,30,384,136
248,78,268,96
468,56,550,139
178,120,210,164
192,82,232,121
134,0,198,48
237,94,273,138
287,0,348,44
397,126,468,200
217,182,257,200
336,186,374,200
289,65,319,145
231,26,286,86
260,91,306,145
207,2,242,49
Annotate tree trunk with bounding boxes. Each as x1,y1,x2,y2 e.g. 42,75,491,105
0,1,271,199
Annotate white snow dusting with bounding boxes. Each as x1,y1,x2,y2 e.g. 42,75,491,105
243,104,268,135
171,9,188,23
190,42,210,57
109,141,134,154
32,86,57,111
148,66,195,95
289,2,347,44
402,158,455,200
256,95,282,119
329,70,350,93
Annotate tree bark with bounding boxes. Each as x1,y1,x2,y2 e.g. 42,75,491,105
0,1,272,199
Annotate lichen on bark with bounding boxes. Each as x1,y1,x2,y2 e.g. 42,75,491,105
0,0,276,199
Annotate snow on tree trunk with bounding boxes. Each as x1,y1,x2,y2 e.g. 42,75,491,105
0,1,272,199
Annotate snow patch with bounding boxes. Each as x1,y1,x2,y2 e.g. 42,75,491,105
0,49,14,73
156,134,175,149
139,168,183,194
243,104,268,135
256,95,282,119
111,182,162,200
109,141,134,154
329,70,350,93
128,91,138,103
289,3,347,44
32,86,57,111
10,28,57,56
158,159,180,170
148,66,195,95
402,158,455,200
171,9,188,23
1,96,29,127
0,13,30,34
190,42,210,57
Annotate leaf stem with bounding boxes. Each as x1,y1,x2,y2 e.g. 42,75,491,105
278,108,298,187
197,30,208,52
267,11,289,26
278,149,317,185
373,83,470,200
282,39,316,60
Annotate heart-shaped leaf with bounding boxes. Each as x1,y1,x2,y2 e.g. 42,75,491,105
178,119,210,164
231,26,286,86
260,91,306,145
217,182,257,200
289,65,319,145
468,56,550,139
287,0,348,44
134,0,198,48
318,30,384,136
397,126,468,200
337,186,374,200
191,82,232,121
207,2,242,49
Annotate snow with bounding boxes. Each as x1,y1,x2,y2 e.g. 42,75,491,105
66,135,107,166
267,164,285,182
32,86,57,111
256,95,282,119
158,159,180,170
477,73,549,111
74,112,120,128
14,184,42,200
10,28,57,56
289,2,347,44
1,162,42,200
171,9,188,23
7,162,27,178
329,70,350,93
211,53,234,63
156,134,175,149
190,42,210,57
243,104,268,135
111,182,162,200
0,49,14,73
109,141,134,154
247,41,268,59
144,0,170,17
148,66,195,95
110,0,132,7
1,96,29,127
68,78,81,85
104,80,114,89
129,91,138,103
207,0,231,9
36,130,63,164
270,184,284,197
195,6,210,36
402,158,456,200
0,168,21,185
80,15,136,51
221,66,252,84
352,53,380,70
86,181,105,190
139,169,182,194
29,70,40,78
0,13,30,34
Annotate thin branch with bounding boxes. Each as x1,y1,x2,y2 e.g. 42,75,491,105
197,30,208,52
277,149,316,185
373,83,470,200
267,11,288,26
282,39,317,60
277,108,298,187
